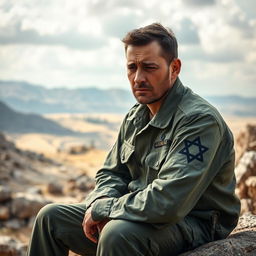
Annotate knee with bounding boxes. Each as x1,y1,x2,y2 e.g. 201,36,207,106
99,220,137,246
35,203,62,223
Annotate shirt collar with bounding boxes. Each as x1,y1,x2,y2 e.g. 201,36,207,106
149,77,185,129
127,77,185,129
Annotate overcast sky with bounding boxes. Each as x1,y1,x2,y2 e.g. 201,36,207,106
0,0,255,96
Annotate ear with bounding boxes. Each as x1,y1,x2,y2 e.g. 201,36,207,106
170,58,181,80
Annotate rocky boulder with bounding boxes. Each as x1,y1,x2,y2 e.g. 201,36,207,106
0,236,26,256
180,213,256,256
75,175,95,192
11,193,51,219
0,185,12,202
47,182,63,195
235,151,256,214
236,124,256,163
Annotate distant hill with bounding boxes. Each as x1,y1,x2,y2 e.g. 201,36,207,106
205,95,256,117
0,80,135,114
0,80,255,116
0,101,76,135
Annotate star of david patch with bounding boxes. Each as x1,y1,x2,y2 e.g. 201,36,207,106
179,136,208,163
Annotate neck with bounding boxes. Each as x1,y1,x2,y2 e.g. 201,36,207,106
147,93,168,117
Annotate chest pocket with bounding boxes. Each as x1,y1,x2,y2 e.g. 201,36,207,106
145,148,169,183
120,140,135,164
145,147,169,169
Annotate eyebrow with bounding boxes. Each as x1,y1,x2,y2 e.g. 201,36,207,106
127,61,159,66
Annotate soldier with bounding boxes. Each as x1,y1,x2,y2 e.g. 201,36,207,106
27,23,240,256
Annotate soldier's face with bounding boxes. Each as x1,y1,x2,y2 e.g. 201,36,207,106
126,41,177,105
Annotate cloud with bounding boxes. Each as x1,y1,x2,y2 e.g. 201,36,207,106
0,0,255,97
182,0,216,6
234,0,256,20
176,18,200,45
0,23,106,50
180,44,245,63
102,12,142,38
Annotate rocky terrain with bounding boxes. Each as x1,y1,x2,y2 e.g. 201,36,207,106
0,122,256,255
0,132,95,255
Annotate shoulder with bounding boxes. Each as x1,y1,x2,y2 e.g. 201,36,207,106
176,87,228,137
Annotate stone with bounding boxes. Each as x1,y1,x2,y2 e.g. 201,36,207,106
4,219,25,230
11,193,51,219
0,236,26,256
179,213,256,256
26,186,42,195
0,185,12,202
235,151,256,198
240,198,254,215
68,145,89,154
236,124,256,162
47,182,63,195
246,176,256,199
28,216,36,229
75,175,95,191
0,206,10,220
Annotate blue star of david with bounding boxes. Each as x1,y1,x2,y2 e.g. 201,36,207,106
179,136,209,163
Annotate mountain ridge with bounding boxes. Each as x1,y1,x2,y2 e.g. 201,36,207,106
0,80,255,116
0,101,77,135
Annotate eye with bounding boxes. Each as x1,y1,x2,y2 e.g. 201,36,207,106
144,65,157,71
146,66,156,70
127,64,136,71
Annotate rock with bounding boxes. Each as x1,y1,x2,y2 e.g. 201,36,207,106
240,198,254,215
75,175,95,191
179,213,256,256
11,193,51,219
0,206,10,220
235,151,256,198
4,219,26,230
28,216,36,229
26,187,42,195
0,185,12,202
246,176,256,199
47,182,63,195
68,145,89,155
236,124,256,162
0,133,15,150
0,236,26,256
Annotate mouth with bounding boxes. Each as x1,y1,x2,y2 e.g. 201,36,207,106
134,88,152,92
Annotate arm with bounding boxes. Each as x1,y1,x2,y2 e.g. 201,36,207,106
91,114,223,224
84,115,132,208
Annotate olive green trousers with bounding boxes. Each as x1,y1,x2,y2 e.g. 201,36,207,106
27,203,214,256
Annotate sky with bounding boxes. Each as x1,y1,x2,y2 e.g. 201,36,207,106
0,0,255,96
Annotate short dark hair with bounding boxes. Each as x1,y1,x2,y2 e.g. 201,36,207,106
122,23,178,64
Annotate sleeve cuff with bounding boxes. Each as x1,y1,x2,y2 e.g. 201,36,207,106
91,198,115,221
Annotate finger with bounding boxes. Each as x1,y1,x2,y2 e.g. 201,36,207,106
83,223,98,243
86,229,98,243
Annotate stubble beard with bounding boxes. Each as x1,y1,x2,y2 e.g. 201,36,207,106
133,71,171,105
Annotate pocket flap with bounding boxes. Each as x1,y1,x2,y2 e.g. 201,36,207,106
120,140,135,164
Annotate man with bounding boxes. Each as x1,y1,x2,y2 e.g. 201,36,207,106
27,23,240,256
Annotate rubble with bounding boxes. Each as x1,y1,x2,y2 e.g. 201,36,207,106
11,193,51,219
47,182,63,195
0,236,26,256
0,185,12,202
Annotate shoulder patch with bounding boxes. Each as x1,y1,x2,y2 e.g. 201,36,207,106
179,136,208,163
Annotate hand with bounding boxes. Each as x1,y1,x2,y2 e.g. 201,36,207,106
82,207,110,243
82,207,100,243
96,218,109,234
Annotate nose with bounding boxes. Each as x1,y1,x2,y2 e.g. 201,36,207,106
134,68,146,84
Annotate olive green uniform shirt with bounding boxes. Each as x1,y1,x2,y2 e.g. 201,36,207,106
85,78,240,238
